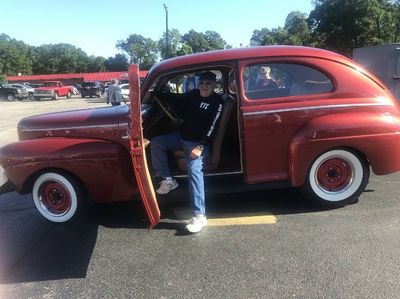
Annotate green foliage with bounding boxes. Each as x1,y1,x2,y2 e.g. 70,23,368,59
308,0,398,56
158,29,183,59
250,27,288,46
205,31,230,50
180,29,229,54
31,43,92,74
116,34,158,70
176,44,193,56
0,34,32,76
104,54,129,71
87,56,107,72
251,12,310,46
285,11,311,45
182,30,209,53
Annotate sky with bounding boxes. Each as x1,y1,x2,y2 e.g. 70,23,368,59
0,0,314,58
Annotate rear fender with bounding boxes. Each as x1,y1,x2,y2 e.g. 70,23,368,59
289,112,400,186
0,137,137,202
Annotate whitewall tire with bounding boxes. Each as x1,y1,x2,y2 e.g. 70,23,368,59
301,149,369,207
32,172,85,223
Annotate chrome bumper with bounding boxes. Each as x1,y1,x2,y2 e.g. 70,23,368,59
33,92,53,97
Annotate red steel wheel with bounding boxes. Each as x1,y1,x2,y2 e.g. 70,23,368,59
316,158,352,192
301,149,369,207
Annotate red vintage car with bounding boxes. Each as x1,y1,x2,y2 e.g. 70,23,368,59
1,46,400,227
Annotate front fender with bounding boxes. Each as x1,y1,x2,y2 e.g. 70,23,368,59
0,137,137,202
289,112,400,186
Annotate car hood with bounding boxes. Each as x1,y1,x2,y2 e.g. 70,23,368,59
18,105,130,143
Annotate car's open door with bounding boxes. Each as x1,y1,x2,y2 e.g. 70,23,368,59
128,64,160,228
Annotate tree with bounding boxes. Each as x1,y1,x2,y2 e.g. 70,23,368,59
158,28,183,60
116,34,158,69
0,34,33,76
182,30,209,53
250,27,288,46
104,54,129,71
31,43,90,74
308,0,397,56
176,43,193,56
204,31,230,50
87,56,106,72
284,11,311,45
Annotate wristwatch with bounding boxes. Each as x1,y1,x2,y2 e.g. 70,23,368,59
196,144,204,151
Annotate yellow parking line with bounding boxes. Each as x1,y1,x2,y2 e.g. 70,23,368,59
207,215,277,226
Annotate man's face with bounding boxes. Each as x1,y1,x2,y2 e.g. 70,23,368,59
199,80,215,97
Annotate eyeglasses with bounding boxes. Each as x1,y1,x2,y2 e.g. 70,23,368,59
199,81,213,86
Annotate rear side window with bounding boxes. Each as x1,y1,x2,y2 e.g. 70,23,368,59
243,63,333,100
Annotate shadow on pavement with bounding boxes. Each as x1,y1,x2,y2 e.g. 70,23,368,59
0,187,337,284
0,192,99,284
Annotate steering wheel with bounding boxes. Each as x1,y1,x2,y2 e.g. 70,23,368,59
153,95,182,124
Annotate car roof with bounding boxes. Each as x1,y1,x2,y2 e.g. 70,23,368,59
149,46,355,74
145,45,384,90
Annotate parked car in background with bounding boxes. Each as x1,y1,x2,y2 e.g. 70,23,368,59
33,81,73,101
80,81,103,98
119,83,129,98
0,82,28,101
10,84,34,99
24,83,43,89
1,46,400,227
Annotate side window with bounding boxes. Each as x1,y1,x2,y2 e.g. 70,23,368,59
243,63,333,100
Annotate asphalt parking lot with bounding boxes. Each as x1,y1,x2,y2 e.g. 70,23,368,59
1,97,400,298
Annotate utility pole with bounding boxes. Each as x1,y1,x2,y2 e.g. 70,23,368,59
163,3,169,58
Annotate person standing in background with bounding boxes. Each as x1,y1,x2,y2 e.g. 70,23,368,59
107,79,122,106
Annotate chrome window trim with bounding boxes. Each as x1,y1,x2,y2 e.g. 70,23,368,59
243,103,392,116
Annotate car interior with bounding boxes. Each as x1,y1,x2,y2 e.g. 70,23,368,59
141,67,242,178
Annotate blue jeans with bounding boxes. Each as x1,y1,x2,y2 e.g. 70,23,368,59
150,133,209,216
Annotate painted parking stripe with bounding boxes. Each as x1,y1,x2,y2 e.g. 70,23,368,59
208,215,276,226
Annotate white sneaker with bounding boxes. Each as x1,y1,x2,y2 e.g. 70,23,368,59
156,178,179,195
186,215,207,233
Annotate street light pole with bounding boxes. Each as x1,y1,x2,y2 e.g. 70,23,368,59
163,3,169,58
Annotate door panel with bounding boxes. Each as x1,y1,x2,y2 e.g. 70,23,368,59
128,64,160,228
239,59,336,184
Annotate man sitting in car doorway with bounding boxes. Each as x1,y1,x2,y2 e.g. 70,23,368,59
150,71,224,233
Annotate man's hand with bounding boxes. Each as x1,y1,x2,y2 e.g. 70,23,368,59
190,145,203,159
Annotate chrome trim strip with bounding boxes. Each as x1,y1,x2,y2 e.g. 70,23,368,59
243,103,391,116
19,124,120,132
174,171,243,178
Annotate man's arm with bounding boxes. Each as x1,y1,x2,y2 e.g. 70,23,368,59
201,96,224,144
